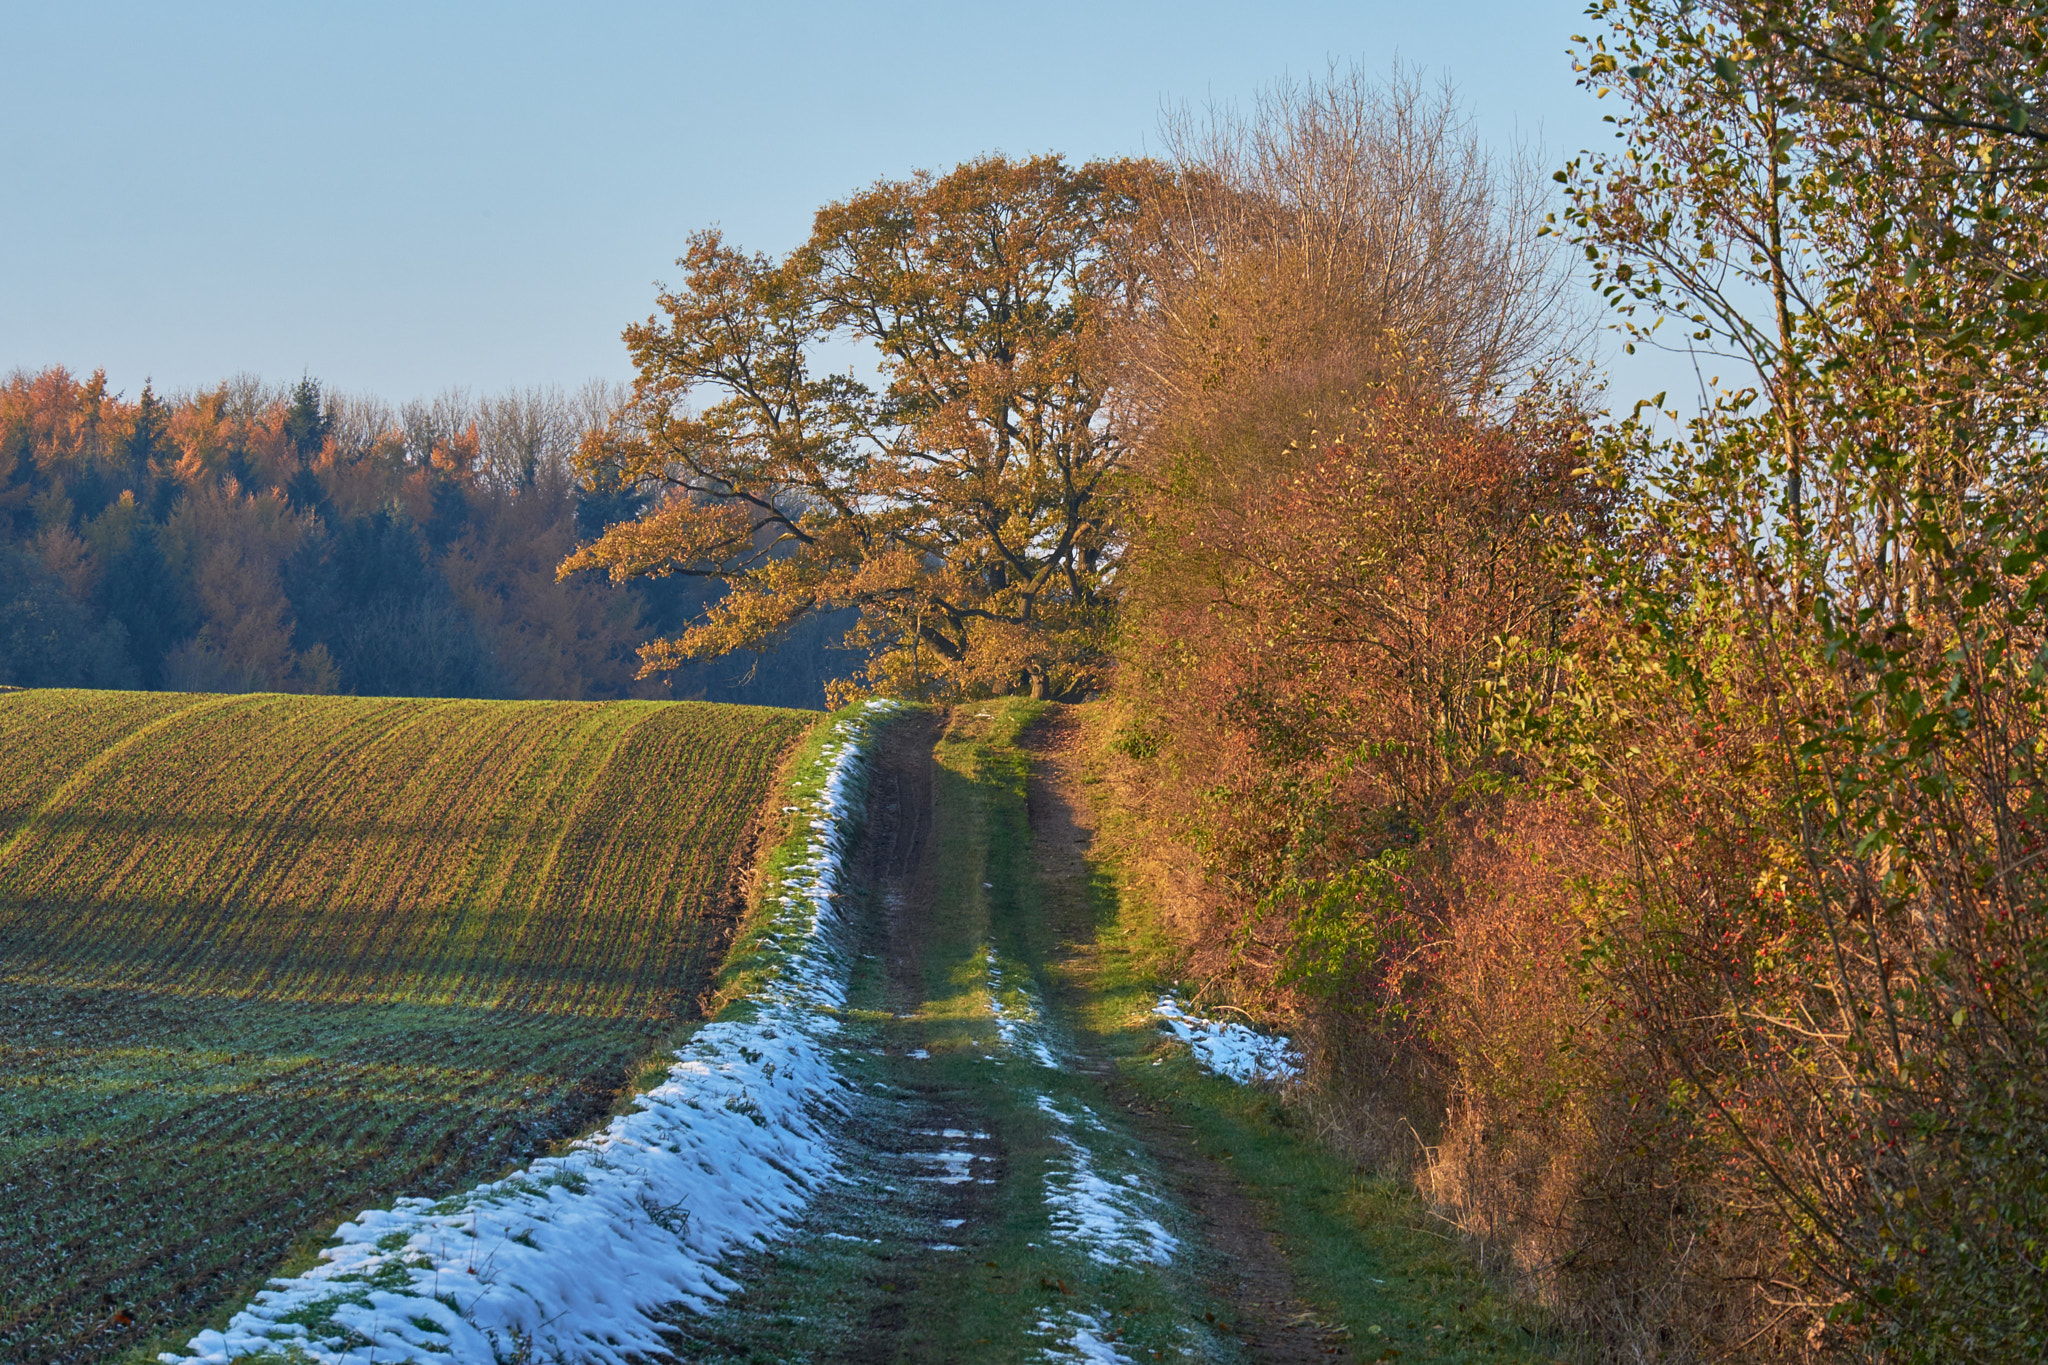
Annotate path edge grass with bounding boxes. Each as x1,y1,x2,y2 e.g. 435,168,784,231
1013,698,1588,1365
699,699,903,1023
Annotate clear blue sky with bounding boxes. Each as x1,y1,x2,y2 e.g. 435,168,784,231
3,1,1689,407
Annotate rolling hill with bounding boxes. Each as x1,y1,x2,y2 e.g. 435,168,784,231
0,689,813,1364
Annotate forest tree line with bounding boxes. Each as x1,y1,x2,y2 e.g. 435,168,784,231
0,370,846,706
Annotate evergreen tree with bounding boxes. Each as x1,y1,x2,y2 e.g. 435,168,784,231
85,494,190,686
0,545,137,689
282,375,331,463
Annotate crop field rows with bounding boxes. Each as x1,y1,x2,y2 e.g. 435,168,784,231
0,689,813,1364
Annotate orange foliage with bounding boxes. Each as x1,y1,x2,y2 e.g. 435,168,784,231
1115,374,1601,1023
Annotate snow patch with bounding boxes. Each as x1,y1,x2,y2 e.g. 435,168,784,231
985,945,1062,1068
1152,994,1301,1084
909,1149,980,1184
1034,1310,1137,1363
163,700,898,1365
1032,1094,1177,1268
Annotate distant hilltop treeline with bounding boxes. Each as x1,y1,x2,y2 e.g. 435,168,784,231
0,367,845,706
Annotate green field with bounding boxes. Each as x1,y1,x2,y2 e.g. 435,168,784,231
0,689,813,1365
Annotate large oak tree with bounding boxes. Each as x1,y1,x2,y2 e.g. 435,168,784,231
560,154,1159,702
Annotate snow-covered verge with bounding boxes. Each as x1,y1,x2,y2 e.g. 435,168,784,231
163,700,898,1365
1152,995,1301,1084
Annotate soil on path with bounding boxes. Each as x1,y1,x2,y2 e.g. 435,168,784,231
867,708,942,1012
1022,708,1350,1364
841,708,1012,1364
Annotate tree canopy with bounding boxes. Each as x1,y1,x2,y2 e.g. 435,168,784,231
560,154,1161,703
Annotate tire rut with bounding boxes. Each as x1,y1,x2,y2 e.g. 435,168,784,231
1023,707,1350,1364
866,710,941,1012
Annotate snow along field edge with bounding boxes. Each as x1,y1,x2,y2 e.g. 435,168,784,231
164,699,900,1365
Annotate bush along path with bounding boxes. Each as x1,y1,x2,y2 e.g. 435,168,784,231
162,700,1573,1365
667,702,1578,1365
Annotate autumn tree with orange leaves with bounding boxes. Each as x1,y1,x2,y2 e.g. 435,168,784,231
561,154,1160,703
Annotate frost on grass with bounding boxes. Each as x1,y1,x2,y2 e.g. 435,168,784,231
164,701,898,1365
1152,995,1301,1084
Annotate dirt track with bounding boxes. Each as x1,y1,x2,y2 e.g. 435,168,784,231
661,705,1356,1362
